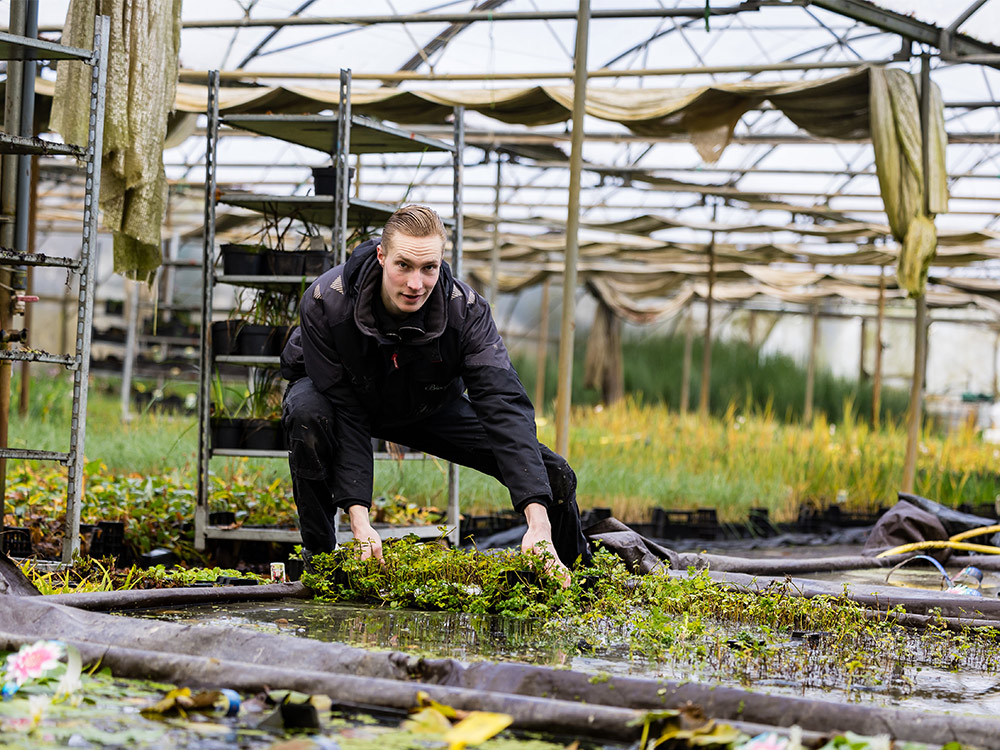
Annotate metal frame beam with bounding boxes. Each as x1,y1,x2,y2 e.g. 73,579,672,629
37,6,767,32
178,57,888,82
809,0,1000,61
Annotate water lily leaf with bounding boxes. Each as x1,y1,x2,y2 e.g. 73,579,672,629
267,739,320,750
442,710,513,750
403,707,453,734
818,732,890,750
186,721,234,734
52,724,166,744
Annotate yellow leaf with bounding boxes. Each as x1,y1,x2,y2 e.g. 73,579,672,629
309,695,332,713
141,687,191,716
402,707,453,735
415,690,458,719
443,711,513,750
186,691,224,710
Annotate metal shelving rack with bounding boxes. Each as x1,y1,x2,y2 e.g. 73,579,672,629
195,68,465,551
0,17,109,563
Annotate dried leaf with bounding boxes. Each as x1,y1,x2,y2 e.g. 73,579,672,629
443,710,513,750
415,690,458,719
403,707,453,735
141,687,191,716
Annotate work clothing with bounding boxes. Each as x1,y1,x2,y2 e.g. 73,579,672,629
281,238,590,567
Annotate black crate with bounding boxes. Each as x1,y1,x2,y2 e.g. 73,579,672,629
1,527,31,557
89,521,125,559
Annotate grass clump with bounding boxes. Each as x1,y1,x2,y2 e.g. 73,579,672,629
18,557,264,594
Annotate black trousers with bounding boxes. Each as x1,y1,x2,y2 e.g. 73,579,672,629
281,377,592,568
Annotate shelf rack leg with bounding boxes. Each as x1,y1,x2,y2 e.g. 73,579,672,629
63,14,109,564
448,105,464,548
195,71,221,552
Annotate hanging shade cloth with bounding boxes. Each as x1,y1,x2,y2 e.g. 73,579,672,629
50,0,183,281
30,64,960,278
166,68,877,164
869,67,949,297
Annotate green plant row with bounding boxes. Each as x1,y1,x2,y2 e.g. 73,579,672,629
515,334,911,425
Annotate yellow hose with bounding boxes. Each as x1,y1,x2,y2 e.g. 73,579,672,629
876,540,1000,558
949,524,1000,543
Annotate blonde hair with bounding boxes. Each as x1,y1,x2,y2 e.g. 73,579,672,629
382,205,447,251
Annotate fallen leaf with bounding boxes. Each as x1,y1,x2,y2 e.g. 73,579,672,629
141,687,192,716
403,707,453,734
443,711,513,750
415,690,458,719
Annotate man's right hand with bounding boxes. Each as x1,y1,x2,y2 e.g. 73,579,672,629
348,504,384,562
522,501,570,587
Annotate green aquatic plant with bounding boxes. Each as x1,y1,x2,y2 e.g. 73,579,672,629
303,540,1000,702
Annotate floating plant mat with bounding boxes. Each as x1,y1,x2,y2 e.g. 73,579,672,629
137,595,1000,719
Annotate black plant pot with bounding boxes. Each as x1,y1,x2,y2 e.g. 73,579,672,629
302,250,333,276
268,324,292,356
237,324,277,356
266,250,306,276
221,244,266,275
211,417,245,450
312,166,354,196
210,319,244,357
243,419,284,451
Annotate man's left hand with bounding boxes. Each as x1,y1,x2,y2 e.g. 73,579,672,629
348,505,384,563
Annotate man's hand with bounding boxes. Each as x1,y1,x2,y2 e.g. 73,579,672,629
521,502,570,587
348,505,384,563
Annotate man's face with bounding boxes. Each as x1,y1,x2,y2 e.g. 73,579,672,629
377,232,444,318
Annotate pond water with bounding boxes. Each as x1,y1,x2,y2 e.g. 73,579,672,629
139,596,1000,718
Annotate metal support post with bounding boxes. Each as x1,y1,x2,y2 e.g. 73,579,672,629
698,229,716,420
873,266,886,425
195,71,220,551
448,105,464,547
554,0,590,458
334,69,352,264
0,0,26,545
901,53,934,494
63,14,108,563
120,279,139,422
488,153,501,305
680,304,693,415
804,305,820,423
535,279,550,411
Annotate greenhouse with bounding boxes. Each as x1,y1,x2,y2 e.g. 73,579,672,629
3,2,1000,749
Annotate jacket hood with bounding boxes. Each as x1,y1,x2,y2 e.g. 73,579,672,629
346,235,456,344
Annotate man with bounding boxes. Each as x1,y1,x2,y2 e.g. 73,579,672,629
280,205,590,578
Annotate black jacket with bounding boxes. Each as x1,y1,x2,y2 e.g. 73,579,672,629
281,238,551,511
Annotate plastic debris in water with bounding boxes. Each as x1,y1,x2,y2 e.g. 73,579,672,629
952,565,984,588
944,583,982,597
